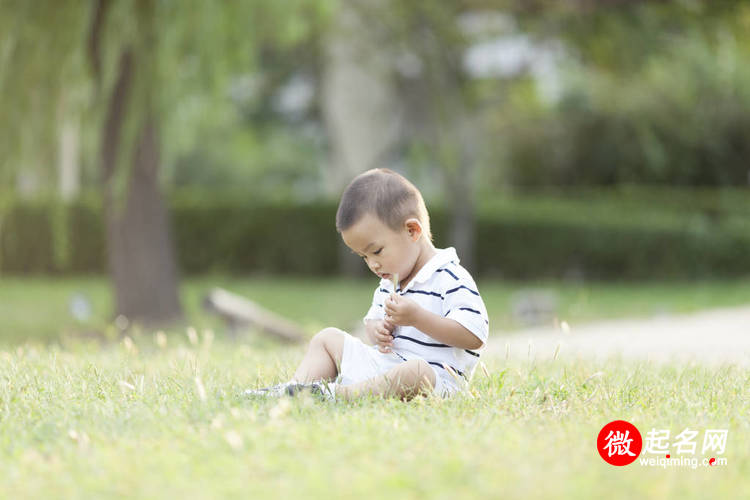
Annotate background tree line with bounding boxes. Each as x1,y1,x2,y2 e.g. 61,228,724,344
1,0,748,325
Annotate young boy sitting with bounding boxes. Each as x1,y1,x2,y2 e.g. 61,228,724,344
246,168,489,401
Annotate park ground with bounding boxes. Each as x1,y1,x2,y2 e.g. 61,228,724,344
0,276,748,499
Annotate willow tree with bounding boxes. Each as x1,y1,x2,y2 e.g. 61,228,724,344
0,0,329,324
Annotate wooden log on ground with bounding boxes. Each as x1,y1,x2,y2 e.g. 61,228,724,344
202,287,306,343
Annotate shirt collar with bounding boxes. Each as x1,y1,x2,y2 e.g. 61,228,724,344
399,247,459,292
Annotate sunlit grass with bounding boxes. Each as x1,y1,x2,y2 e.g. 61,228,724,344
0,334,746,499
0,276,747,497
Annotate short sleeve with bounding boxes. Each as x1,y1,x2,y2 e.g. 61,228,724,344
363,285,387,324
442,276,489,346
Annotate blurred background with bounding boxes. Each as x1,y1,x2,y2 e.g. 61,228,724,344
1,0,750,344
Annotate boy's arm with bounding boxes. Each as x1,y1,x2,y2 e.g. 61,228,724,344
384,294,483,350
413,309,483,350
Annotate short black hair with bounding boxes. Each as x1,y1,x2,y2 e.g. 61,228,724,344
335,168,432,240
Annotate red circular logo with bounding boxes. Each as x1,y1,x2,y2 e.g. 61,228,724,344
597,420,642,466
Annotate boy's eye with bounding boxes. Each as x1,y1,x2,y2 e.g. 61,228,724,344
373,248,383,255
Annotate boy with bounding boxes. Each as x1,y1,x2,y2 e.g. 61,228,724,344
246,168,489,401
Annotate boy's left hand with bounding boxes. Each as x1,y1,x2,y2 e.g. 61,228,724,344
384,293,422,327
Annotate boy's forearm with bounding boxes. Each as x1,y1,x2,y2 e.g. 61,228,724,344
363,319,378,345
412,309,483,350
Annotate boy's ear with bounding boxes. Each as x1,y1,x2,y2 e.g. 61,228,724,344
404,218,422,241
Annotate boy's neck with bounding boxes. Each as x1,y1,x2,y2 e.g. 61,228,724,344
400,239,437,289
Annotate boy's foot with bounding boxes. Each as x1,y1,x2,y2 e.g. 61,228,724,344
244,381,337,401
244,382,295,398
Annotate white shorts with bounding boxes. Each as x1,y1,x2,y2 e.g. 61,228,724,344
338,334,462,398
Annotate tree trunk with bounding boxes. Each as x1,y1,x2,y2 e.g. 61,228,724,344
448,114,478,272
320,0,402,193
57,90,80,201
90,0,182,326
108,115,182,324
99,48,182,325
450,181,476,272
320,0,402,277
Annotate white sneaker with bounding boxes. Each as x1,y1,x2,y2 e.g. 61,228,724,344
244,382,294,397
244,381,336,401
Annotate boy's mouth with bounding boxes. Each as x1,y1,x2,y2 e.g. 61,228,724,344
378,273,391,280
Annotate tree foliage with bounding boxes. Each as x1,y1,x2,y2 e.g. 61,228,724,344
0,0,333,193
3,1,748,202
480,0,750,188
0,0,335,322
0,1,89,187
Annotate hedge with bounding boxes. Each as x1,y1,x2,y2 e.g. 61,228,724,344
1,191,749,279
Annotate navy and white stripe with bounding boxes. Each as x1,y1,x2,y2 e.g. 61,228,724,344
363,247,489,382
436,267,459,280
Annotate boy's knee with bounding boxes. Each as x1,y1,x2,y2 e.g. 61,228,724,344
402,359,436,388
311,327,345,349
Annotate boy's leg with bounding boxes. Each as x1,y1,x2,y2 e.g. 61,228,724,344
336,359,436,401
292,327,346,383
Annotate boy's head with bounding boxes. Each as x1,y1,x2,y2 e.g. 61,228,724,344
336,168,432,283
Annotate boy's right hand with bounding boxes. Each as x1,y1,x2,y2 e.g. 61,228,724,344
365,318,396,353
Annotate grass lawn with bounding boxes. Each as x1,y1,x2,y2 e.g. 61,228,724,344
2,275,750,344
0,336,746,499
0,277,747,497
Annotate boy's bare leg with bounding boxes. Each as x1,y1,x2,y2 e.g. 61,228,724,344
336,359,436,401
292,328,346,383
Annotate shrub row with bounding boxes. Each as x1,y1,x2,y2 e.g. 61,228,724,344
1,192,749,279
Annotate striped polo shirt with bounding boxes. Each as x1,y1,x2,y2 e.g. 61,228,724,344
363,247,489,380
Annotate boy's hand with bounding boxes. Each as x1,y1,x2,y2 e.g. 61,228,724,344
384,293,422,327
365,318,396,353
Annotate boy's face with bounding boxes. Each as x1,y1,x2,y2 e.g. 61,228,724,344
341,213,421,284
